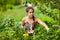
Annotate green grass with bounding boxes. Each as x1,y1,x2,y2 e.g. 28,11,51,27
0,6,26,22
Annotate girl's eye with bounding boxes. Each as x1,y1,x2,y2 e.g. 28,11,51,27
29,12,33,13
30,12,31,13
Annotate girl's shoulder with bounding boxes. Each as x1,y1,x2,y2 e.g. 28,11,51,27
22,16,28,23
34,16,41,22
22,16,27,21
34,16,38,20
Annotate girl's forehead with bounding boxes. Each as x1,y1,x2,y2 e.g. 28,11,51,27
28,9,33,12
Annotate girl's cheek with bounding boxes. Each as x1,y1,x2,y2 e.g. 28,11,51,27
28,13,31,16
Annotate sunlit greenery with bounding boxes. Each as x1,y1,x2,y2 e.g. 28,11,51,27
0,0,60,40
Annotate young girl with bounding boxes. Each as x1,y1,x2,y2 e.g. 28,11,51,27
21,7,49,34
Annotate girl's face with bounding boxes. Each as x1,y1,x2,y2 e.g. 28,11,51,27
27,9,34,18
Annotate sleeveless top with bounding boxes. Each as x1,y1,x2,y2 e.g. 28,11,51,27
24,21,35,31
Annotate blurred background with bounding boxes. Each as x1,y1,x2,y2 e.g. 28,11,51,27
0,0,60,40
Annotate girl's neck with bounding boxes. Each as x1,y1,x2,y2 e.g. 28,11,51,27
27,16,33,19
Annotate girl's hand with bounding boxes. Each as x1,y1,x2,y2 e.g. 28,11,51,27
21,26,23,28
47,28,49,32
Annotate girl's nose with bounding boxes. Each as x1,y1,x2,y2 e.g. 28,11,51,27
31,13,33,15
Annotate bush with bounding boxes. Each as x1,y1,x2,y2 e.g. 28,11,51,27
0,16,60,40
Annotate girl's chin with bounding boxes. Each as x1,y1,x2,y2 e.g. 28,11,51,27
29,16,33,18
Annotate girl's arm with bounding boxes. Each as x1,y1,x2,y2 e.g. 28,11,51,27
21,18,25,28
36,18,49,31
